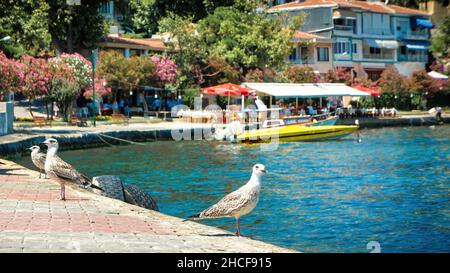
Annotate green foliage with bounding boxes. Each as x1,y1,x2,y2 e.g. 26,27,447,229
159,5,299,92
198,6,297,72
431,15,450,57
0,0,107,56
129,0,237,37
96,50,156,104
50,75,80,122
0,0,51,57
284,66,319,83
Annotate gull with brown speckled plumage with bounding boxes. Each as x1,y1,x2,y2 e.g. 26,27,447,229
186,164,266,237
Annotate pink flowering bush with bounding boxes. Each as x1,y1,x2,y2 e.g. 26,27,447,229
53,53,92,88
50,53,111,100
0,51,22,100
18,55,52,115
325,67,352,84
150,55,177,85
84,78,111,100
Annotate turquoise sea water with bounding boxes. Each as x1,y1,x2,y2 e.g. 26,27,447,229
15,126,450,252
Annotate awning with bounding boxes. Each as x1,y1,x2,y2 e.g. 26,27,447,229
427,71,448,80
242,83,370,98
403,40,429,51
416,18,433,28
364,39,399,49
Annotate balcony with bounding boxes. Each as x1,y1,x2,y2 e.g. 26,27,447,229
363,53,395,60
397,30,429,40
334,25,354,32
398,54,428,62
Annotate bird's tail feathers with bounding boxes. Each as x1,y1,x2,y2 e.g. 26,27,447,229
183,213,200,222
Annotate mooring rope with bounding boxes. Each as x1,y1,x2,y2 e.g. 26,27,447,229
96,134,114,147
94,132,146,146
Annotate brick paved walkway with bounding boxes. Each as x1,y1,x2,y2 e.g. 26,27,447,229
0,159,295,253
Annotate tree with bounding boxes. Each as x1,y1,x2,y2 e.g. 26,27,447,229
284,66,320,83
0,0,107,55
431,15,450,58
0,0,51,57
49,63,80,122
409,69,444,109
18,55,51,117
159,5,300,90
129,0,237,37
378,66,411,109
198,6,298,73
0,50,21,100
96,51,169,111
325,67,352,84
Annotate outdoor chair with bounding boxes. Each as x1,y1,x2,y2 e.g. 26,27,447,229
70,114,88,127
33,116,52,127
111,114,129,125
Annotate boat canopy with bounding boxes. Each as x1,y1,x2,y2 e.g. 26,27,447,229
242,83,371,98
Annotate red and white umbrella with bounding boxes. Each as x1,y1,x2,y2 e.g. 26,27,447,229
353,85,381,97
202,83,255,106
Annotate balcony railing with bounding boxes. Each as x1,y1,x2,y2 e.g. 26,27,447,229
334,25,354,32
398,54,428,62
289,58,315,65
363,53,395,60
397,30,428,40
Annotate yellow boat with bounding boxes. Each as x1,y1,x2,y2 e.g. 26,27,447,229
236,125,359,143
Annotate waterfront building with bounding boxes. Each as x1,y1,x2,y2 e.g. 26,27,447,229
269,0,433,80
98,34,170,58
98,1,171,57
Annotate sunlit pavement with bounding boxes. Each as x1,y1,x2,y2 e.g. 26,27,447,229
0,159,294,253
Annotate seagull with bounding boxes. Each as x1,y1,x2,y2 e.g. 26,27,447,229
28,145,47,179
186,164,266,236
42,138,103,200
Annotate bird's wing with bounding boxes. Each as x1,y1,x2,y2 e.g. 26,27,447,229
49,156,87,184
200,187,252,218
37,153,46,164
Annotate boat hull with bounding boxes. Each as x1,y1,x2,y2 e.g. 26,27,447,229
237,125,359,143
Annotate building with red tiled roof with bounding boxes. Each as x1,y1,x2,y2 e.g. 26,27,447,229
289,31,333,76
98,35,171,58
270,0,433,79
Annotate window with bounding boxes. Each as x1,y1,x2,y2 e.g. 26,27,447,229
289,48,297,61
400,46,407,55
352,43,357,54
100,2,111,14
369,47,381,55
317,47,329,61
300,47,309,63
334,42,349,54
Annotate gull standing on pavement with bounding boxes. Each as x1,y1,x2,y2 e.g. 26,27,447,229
186,164,266,236
29,145,47,179
43,138,103,200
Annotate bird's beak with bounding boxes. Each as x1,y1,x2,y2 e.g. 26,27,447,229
261,169,267,173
